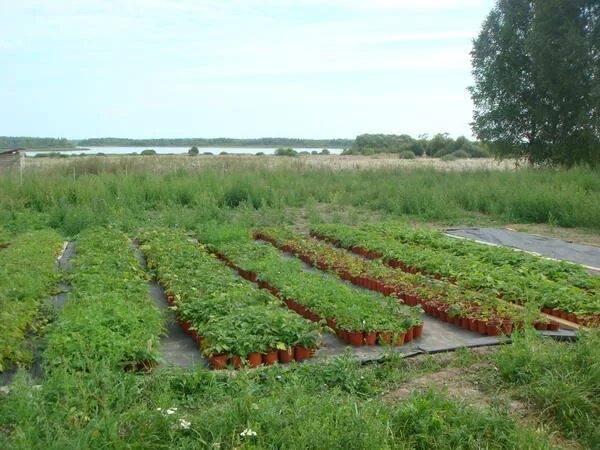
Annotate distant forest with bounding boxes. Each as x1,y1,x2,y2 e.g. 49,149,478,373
0,136,74,149
75,137,354,148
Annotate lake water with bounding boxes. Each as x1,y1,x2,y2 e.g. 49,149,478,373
26,146,343,156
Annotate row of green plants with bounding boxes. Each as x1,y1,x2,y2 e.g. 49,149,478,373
311,224,600,326
44,227,164,372
360,222,600,293
256,227,556,336
200,229,423,346
0,230,63,372
139,228,321,369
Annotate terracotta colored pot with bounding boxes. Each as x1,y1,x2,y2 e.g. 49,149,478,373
347,331,364,346
394,333,405,346
486,322,500,336
278,348,294,364
534,322,548,331
501,321,513,335
210,354,228,370
404,328,414,343
231,356,243,369
413,324,424,338
542,307,552,314
379,332,392,345
262,351,278,366
365,332,377,345
476,319,486,334
294,346,312,362
463,317,472,330
547,321,560,331
405,295,417,306
247,352,262,368
469,319,479,333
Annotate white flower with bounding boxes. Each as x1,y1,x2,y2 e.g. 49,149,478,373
179,418,191,429
240,428,257,437
156,407,162,411
166,408,177,415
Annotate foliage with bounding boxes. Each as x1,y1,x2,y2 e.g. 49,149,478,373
398,150,416,159
491,330,600,448
141,149,157,156
346,133,488,157
140,229,320,357
203,230,421,334
471,0,600,167
75,137,354,148
274,147,298,157
1,160,600,232
0,136,73,149
187,146,199,156
311,223,600,321
44,228,164,371
0,230,63,371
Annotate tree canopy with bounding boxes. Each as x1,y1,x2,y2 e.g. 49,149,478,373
470,0,600,167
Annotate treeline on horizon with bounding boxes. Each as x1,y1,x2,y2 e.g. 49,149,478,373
344,133,490,158
2,135,488,158
74,137,355,148
0,136,74,150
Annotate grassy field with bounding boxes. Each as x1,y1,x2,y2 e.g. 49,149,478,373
0,157,599,449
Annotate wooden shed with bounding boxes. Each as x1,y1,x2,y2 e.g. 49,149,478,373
0,149,23,173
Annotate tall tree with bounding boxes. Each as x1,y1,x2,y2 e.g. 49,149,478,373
470,0,600,167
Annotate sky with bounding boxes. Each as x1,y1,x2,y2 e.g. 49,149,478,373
0,0,496,140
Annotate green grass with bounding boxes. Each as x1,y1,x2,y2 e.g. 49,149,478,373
1,353,555,449
0,160,599,236
489,330,600,449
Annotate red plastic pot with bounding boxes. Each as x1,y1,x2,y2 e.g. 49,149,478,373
413,324,424,338
210,354,228,370
461,317,471,330
534,322,548,331
278,348,294,364
469,319,478,333
262,351,278,366
394,333,405,346
347,331,364,346
294,346,312,362
486,322,500,336
378,332,392,345
365,332,377,345
247,352,262,368
231,356,243,369
501,320,513,335
547,321,560,331
476,319,486,334
404,328,414,343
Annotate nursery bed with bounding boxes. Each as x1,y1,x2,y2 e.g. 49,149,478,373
133,244,204,369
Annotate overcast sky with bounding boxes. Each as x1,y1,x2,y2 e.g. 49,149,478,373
0,0,495,140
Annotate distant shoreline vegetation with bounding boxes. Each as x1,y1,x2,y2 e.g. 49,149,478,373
2,134,490,160
74,137,355,148
0,137,74,150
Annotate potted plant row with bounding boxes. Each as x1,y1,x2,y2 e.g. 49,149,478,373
44,228,163,374
205,238,424,348
308,224,598,328
255,227,560,335
139,229,322,370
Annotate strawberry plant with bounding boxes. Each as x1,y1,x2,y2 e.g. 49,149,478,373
0,229,63,372
44,228,164,372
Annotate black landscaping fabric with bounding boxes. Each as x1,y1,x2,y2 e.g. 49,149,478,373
446,227,600,274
